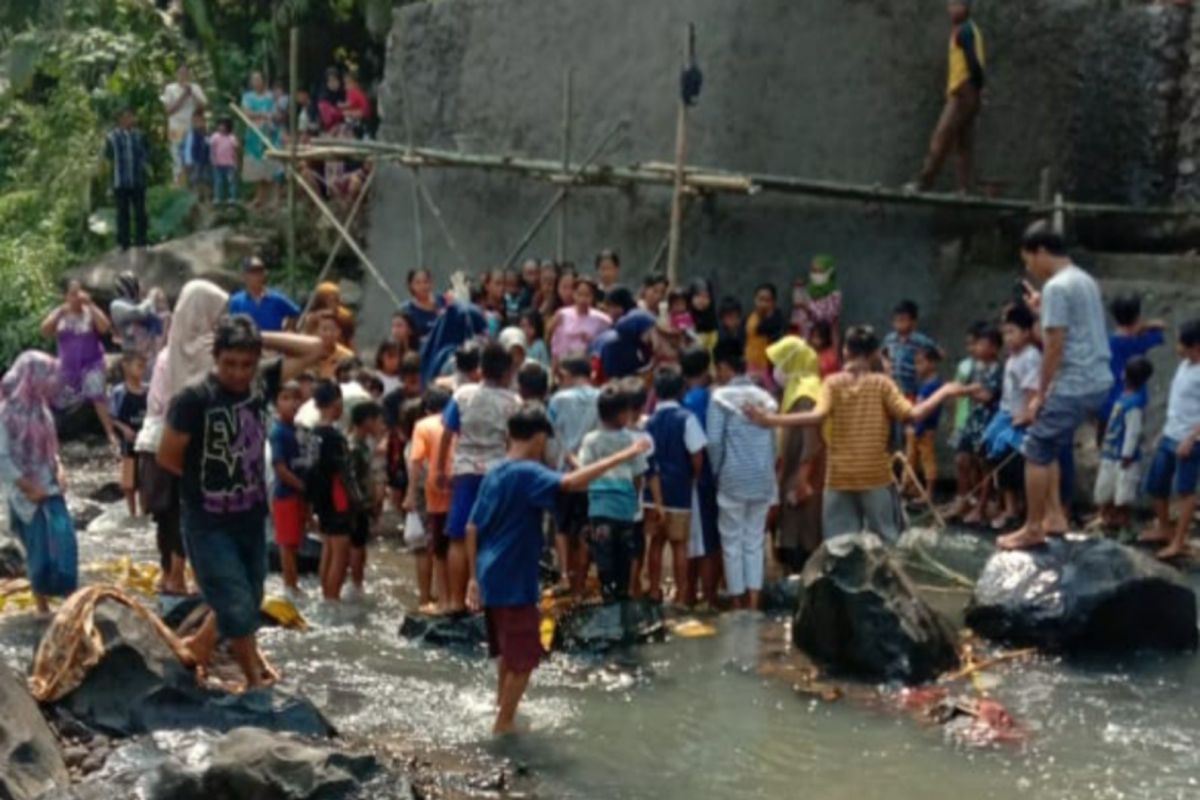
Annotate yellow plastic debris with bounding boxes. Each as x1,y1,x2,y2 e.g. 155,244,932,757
539,614,556,653
672,619,717,639
260,595,307,631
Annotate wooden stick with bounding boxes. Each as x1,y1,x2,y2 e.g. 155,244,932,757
298,167,379,320
941,648,1037,682
665,23,695,288
894,451,947,529
557,66,573,264
415,176,471,273
287,26,299,297
393,35,425,266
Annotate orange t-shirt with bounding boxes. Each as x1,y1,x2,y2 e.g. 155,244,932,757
411,413,454,513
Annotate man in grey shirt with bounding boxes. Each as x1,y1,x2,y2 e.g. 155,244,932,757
1000,222,1112,549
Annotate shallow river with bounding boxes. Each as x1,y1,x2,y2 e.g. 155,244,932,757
3,444,1200,800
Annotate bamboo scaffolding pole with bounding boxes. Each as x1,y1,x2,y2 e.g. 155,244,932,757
557,67,573,263
415,177,471,273
393,38,425,266
287,26,299,297
665,23,695,288
263,140,1200,220
299,167,379,319
231,102,404,309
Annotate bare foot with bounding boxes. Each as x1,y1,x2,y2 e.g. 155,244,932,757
963,508,985,526
1139,525,1172,545
1043,512,1070,536
1156,542,1192,561
418,601,440,614
997,527,1047,550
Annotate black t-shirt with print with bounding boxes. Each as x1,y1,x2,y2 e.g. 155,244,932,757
167,359,283,527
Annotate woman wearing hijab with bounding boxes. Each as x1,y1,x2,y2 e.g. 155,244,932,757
135,279,230,595
0,352,78,612
599,308,657,380
419,299,488,388
766,336,825,573
796,255,842,354
110,272,170,379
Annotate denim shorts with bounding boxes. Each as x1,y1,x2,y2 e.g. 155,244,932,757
1144,437,1200,499
1022,388,1108,466
182,509,267,639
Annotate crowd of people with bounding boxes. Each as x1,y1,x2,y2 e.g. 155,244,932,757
2,221,1199,731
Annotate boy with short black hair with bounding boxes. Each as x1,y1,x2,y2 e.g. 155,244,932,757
158,313,325,690
1141,320,1200,560
110,352,148,517
436,342,481,391
1102,292,1167,441
680,345,719,606
310,380,356,601
516,361,549,402
1094,356,1153,532
438,342,521,611
717,297,744,351
548,354,600,596
954,321,1003,524
903,345,943,497
883,300,939,399
348,400,386,597
645,366,706,605
465,403,649,734
578,384,654,601
270,380,314,598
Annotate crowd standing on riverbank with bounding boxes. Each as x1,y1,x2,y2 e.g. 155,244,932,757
2,220,1199,730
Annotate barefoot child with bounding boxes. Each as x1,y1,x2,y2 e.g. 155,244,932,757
681,346,720,606
1141,320,1200,560
547,355,599,596
645,366,706,604
956,322,1002,525
1094,356,1153,532
1102,293,1166,442
310,381,355,601
465,403,650,734
270,381,313,598
347,401,386,597
158,315,325,689
110,353,148,516
406,387,453,612
903,346,943,498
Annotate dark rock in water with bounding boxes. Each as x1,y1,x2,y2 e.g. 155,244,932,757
268,535,323,576
52,599,335,738
556,599,667,652
760,576,802,614
69,501,105,533
793,533,960,684
0,665,70,800
399,611,488,650
0,538,25,578
147,727,381,800
54,403,104,441
966,537,1199,653
88,482,126,505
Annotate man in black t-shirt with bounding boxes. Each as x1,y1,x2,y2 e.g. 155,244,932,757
158,314,327,691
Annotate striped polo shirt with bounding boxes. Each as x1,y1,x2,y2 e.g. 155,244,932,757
822,372,913,492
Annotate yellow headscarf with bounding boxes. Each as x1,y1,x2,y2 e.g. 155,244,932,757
766,335,822,411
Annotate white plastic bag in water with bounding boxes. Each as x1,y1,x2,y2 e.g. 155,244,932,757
403,511,427,549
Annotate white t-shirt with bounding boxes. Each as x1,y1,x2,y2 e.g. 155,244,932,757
1164,361,1200,442
1001,345,1042,417
160,81,209,132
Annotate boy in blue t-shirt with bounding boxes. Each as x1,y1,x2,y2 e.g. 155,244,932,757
270,380,315,597
644,366,706,605
466,403,649,734
577,383,655,602
680,346,719,606
1102,293,1166,440
1093,357,1152,532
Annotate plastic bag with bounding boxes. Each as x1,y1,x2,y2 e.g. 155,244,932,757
22,496,78,597
403,511,427,548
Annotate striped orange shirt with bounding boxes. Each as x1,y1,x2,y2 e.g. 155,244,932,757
820,372,913,491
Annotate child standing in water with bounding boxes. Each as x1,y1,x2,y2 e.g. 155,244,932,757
110,353,148,517
41,280,120,449
270,380,313,599
406,387,454,612
347,401,386,599
309,380,356,601
466,404,649,734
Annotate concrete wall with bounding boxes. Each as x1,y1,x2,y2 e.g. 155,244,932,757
360,0,1178,343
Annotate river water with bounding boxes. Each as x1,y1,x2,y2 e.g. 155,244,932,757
3,443,1200,800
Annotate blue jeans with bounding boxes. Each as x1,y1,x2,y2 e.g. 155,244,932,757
213,166,237,203
182,509,267,639
1022,388,1108,466
1145,437,1200,499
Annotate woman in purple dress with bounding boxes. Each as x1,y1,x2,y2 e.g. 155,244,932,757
40,280,119,448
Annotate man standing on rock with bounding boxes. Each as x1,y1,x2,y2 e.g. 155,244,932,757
160,63,208,187
907,0,985,193
999,223,1112,550
228,256,303,333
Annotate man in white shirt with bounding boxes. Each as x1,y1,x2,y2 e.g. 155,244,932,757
160,64,208,185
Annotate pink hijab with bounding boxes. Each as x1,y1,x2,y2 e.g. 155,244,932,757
0,351,62,477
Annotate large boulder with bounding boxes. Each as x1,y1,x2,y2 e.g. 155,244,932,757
0,665,70,800
50,599,334,738
793,533,960,684
147,728,382,800
555,599,667,652
398,611,488,650
965,537,1199,652
64,226,254,308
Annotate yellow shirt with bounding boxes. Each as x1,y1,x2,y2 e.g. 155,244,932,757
821,372,913,491
947,20,985,96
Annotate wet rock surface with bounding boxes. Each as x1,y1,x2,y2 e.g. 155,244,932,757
50,599,335,739
556,599,667,652
0,664,70,800
966,536,1199,653
793,533,960,684
398,611,488,650
0,537,25,579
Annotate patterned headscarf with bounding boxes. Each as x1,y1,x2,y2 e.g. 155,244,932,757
0,352,62,477
766,336,822,412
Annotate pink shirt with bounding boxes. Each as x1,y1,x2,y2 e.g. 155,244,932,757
210,132,239,167
551,306,612,360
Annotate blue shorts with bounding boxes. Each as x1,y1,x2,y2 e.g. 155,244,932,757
182,510,267,639
1144,437,1200,499
446,474,484,540
1022,389,1107,466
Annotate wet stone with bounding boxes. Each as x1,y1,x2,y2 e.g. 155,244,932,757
0,665,70,800
555,599,667,652
398,611,488,650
